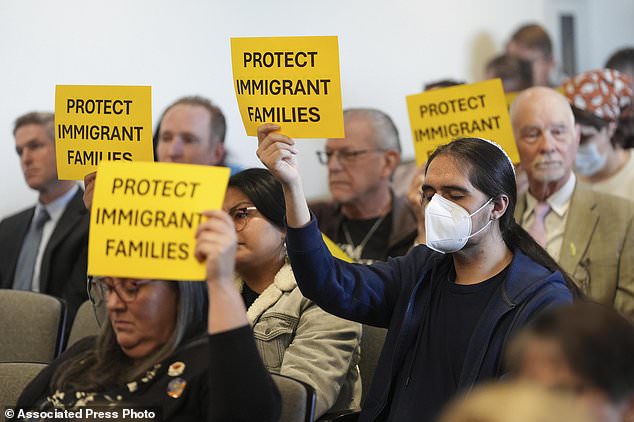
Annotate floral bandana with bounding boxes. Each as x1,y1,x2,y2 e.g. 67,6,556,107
563,69,633,122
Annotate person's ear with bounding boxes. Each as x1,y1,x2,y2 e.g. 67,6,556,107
491,194,509,221
212,142,226,165
606,121,618,139
280,227,287,242
381,150,401,179
573,123,582,147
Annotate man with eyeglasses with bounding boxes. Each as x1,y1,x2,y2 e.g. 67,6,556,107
511,87,634,322
310,108,417,263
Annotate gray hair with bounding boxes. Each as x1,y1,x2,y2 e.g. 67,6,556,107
51,280,208,392
344,108,401,153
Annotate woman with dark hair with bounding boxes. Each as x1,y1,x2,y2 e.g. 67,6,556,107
17,210,281,421
257,124,574,421
224,168,362,418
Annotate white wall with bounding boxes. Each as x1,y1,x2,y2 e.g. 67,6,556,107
1,0,632,219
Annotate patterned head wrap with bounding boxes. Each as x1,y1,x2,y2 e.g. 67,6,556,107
562,69,633,122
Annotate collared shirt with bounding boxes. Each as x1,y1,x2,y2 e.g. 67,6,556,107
32,185,79,292
522,174,576,261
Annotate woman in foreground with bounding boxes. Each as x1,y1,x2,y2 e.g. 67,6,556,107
17,210,280,422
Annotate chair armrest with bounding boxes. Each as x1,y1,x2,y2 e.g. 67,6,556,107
317,409,360,422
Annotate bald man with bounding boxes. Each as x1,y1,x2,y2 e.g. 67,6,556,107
510,87,634,322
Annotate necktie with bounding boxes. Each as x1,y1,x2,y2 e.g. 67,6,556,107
528,201,551,248
13,208,51,291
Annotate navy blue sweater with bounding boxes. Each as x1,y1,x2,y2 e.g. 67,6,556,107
286,217,573,421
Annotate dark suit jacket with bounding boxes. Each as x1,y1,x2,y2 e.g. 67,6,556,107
0,188,89,321
516,182,634,322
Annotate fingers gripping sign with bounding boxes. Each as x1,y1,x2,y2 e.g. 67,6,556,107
256,124,301,186
196,209,250,334
195,210,237,285
256,124,311,228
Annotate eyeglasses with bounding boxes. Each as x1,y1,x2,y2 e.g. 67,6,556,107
228,206,258,232
88,276,154,307
316,149,384,165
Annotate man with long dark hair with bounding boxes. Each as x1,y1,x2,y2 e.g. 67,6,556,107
257,125,573,421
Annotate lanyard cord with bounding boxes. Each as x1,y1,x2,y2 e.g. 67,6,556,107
342,213,388,259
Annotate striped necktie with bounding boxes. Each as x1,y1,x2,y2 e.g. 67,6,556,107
528,201,551,248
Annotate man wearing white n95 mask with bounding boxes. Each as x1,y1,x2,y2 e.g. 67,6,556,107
424,195,493,253
257,127,574,422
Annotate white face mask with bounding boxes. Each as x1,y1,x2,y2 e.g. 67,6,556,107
424,195,493,254
575,142,607,176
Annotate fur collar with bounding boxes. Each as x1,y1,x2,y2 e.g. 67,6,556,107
233,262,297,325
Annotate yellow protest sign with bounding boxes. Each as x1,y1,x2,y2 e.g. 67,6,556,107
322,233,353,263
55,85,154,180
231,36,344,138
88,161,230,281
407,79,519,165
505,91,520,108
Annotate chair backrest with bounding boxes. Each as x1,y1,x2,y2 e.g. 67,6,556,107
66,300,101,348
271,373,316,422
0,362,47,410
359,324,387,405
0,289,66,363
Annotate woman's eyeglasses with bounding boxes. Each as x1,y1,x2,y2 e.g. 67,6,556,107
228,206,258,232
88,277,154,306
86,276,154,327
